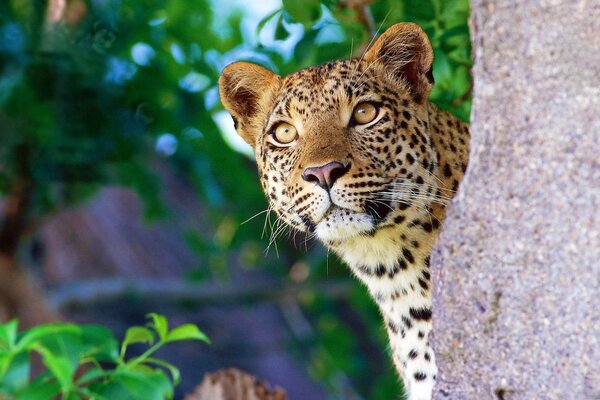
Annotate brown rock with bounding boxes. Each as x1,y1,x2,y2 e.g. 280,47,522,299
185,368,287,400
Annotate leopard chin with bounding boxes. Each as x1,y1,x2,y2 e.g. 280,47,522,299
314,206,375,242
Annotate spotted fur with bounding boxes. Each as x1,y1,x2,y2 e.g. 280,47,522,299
219,23,470,400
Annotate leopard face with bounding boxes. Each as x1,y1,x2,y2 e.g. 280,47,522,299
220,23,447,245
254,61,441,243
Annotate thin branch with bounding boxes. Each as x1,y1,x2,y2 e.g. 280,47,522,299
339,0,376,37
48,277,355,310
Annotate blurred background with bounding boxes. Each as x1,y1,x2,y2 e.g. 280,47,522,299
0,0,471,398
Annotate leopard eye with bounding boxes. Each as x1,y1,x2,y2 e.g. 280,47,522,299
352,102,378,125
271,122,298,145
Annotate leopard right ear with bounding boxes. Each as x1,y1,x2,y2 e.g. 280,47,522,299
219,62,281,145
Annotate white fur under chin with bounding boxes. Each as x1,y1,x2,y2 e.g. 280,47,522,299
314,208,374,242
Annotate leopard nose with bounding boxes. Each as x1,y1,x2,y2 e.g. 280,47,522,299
302,161,351,190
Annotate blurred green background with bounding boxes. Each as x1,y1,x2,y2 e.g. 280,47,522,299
0,0,471,398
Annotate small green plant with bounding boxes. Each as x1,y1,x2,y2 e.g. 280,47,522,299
0,313,209,400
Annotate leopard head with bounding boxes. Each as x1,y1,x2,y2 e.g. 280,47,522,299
219,23,441,244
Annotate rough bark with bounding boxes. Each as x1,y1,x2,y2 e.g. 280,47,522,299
432,1,600,399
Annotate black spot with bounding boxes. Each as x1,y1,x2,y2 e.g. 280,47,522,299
410,307,432,321
418,331,425,339
424,256,431,268
388,264,400,279
414,372,427,381
301,216,315,232
408,349,418,359
402,316,413,329
406,153,415,164
402,248,415,264
365,199,392,223
418,278,429,290
398,259,407,270
387,321,399,334
422,222,433,232
374,264,386,277
444,163,452,177
424,352,431,362
394,215,406,224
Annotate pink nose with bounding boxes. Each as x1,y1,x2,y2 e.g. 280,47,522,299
302,161,351,190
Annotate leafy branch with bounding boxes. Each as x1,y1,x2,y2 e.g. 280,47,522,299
0,314,209,400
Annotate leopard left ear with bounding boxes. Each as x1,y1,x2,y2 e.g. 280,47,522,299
363,23,434,103
219,62,281,145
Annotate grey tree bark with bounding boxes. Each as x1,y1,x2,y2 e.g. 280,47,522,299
432,1,600,399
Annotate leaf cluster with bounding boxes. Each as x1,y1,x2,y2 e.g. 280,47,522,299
0,314,209,400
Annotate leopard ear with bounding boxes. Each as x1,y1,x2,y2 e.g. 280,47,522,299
363,23,434,103
219,62,281,145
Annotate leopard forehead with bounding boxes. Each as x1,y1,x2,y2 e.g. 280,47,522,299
253,59,442,242
267,60,412,122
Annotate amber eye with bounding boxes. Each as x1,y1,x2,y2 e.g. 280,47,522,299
352,102,378,125
271,122,298,145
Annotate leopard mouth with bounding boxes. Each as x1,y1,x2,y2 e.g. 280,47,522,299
306,196,393,242
364,199,392,224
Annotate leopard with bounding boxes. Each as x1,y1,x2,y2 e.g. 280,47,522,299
219,22,470,400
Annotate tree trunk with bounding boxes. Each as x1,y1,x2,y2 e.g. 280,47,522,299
432,1,600,399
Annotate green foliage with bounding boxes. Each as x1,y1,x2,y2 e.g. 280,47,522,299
0,314,209,399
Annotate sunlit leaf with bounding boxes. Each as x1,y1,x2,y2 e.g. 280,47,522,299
0,320,18,350
146,313,168,341
35,345,75,390
121,327,155,355
165,324,210,344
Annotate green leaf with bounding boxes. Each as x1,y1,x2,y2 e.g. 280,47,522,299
120,370,173,400
0,320,18,350
146,313,168,341
1,351,30,392
274,15,290,41
439,25,470,42
165,324,210,344
91,369,173,400
35,345,75,390
17,323,80,352
76,366,107,386
144,357,181,385
256,8,281,36
282,0,322,26
294,28,320,64
0,353,11,381
433,48,452,83
121,327,155,356
14,372,61,400
80,325,119,362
